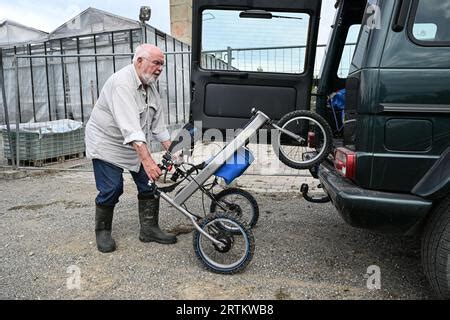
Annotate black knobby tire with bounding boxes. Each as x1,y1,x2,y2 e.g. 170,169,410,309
210,187,259,229
272,110,333,170
193,213,255,274
421,195,450,299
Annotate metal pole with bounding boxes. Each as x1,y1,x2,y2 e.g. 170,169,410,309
164,35,170,125
60,39,67,119
13,46,22,123
93,35,99,98
44,42,52,121
141,23,147,44
173,38,178,124
14,56,20,169
90,80,95,108
154,31,160,92
28,44,36,122
227,47,232,70
275,49,278,72
188,45,191,80
0,48,16,168
299,47,301,74
76,38,84,123
181,43,186,123
129,30,134,63
111,32,116,73
188,45,191,121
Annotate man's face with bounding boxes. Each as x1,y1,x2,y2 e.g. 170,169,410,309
138,51,164,85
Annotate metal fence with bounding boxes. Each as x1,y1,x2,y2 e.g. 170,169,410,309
1,40,356,171
0,50,191,169
0,28,191,126
0,26,192,169
202,43,357,77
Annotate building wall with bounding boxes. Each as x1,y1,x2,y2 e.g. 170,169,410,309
170,0,192,45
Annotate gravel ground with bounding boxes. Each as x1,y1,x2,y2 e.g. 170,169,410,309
0,170,435,300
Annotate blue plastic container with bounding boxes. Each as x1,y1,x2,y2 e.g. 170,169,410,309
329,88,346,131
330,88,346,111
214,147,254,185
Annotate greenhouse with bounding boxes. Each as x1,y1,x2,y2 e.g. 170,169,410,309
0,7,192,166
0,7,191,126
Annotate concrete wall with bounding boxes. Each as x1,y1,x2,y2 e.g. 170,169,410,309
170,0,192,45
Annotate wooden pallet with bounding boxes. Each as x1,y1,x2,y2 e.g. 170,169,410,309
7,152,86,167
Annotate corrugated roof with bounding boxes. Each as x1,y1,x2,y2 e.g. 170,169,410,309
0,20,48,47
49,7,141,39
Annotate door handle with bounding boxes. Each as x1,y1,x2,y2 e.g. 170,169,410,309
211,71,249,79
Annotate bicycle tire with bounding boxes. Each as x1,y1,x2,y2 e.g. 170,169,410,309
210,188,259,229
193,213,255,274
272,110,333,170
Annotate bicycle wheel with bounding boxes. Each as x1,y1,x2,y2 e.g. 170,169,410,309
193,213,255,274
272,110,333,170
210,188,259,230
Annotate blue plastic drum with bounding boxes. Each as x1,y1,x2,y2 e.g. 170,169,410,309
214,147,254,185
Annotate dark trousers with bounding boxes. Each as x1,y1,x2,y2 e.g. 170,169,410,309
92,159,153,207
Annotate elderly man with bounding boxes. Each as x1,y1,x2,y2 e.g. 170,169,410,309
85,44,176,253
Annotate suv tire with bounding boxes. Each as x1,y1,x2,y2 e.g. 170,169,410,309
422,195,450,299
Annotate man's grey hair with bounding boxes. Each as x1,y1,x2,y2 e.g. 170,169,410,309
132,45,150,63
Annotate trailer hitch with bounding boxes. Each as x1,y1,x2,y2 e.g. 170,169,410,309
300,183,330,204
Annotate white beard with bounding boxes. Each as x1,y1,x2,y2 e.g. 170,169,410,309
142,74,156,86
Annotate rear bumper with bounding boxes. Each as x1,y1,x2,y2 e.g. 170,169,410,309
319,162,433,234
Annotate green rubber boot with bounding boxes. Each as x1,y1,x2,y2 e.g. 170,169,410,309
95,204,116,253
138,195,177,244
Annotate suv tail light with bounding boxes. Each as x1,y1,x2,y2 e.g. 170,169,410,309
308,132,316,148
334,147,356,180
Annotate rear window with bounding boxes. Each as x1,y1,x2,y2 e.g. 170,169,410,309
200,9,310,74
409,0,450,45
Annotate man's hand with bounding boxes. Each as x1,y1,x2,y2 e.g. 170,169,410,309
133,141,161,182
160,140,183,164
161,140,172,152
143,161,162,182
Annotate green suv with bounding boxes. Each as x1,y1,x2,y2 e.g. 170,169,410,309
316,0,450,299
190,0,450,298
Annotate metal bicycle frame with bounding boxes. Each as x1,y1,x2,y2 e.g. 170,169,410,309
174,111,271,205
155,110,271,246
154,109,307,246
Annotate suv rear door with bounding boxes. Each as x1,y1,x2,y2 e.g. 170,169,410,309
190,0,322,130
